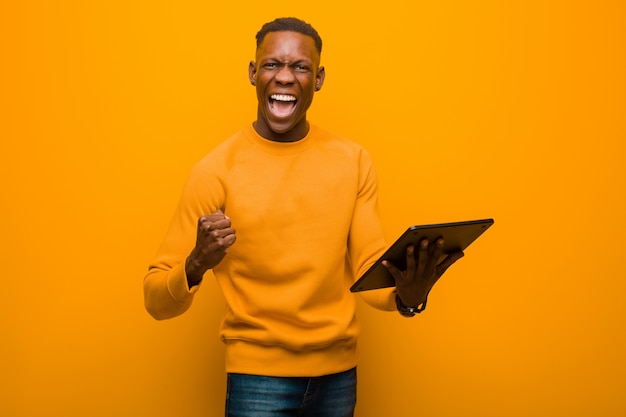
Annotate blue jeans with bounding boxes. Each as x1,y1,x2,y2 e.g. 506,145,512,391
225,367,357,417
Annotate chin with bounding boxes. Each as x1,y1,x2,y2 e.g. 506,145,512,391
267,116,304,135
270,123,296,134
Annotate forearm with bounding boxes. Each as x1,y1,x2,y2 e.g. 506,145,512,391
143,152,229,319
185,254,208,288
358,287,397,311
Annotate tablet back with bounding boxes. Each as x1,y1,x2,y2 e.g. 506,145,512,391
350,218,494,292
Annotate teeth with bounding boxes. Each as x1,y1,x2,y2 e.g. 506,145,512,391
271,94,296,102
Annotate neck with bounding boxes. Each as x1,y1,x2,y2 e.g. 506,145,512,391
253,114,309,142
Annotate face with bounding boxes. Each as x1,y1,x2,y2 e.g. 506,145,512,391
249,31,325,142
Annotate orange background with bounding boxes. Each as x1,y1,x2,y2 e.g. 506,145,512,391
1,1,625,416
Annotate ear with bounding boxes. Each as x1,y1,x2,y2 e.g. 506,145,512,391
248,61,257,86
315,66,326,91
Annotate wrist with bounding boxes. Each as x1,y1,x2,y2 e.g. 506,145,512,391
395,293,428,317
185,257,207,288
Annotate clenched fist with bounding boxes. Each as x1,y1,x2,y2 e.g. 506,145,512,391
185,210,236,287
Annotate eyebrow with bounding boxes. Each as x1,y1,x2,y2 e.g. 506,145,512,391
262,57,313,65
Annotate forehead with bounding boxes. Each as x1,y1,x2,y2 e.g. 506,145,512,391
256,31,320,63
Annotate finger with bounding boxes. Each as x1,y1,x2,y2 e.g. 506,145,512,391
437,251,465,275
382,260,404,283
206,213,227,224
211,226,236,241
416,238,429,275
210,217,232,230
425,237,444,275
209,209,228,220
221,232,237,247
405,245,416,276
199,213,231,235
202,208,228,222
205,229,235,252
209,234,235,252
198,215,214,232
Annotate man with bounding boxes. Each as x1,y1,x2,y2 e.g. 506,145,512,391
144,17,463,417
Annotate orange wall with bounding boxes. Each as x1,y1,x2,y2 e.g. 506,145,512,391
1,1,625,416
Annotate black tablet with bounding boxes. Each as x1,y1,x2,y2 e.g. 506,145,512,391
350,218,494,292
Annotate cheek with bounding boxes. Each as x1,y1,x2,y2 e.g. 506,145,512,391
298,77,316,95
255,81,267,100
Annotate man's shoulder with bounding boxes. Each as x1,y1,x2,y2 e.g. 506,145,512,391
310,124,368,151
191,127,252,173
310,124,373,163
210,127,251,153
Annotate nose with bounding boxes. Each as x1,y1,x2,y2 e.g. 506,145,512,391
274,65,295,85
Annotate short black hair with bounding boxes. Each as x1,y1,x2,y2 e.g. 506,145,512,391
256,17,322,55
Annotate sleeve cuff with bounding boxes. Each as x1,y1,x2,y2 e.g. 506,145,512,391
167,262,200,303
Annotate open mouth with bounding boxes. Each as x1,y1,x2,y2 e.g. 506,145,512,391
269,94,297,118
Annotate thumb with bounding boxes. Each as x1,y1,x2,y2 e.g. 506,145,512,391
213,208,229,220
437,251,464,275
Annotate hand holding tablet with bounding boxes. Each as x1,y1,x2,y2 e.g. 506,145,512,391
350,219,494,293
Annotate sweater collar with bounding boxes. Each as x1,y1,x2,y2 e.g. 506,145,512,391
243,122,316,154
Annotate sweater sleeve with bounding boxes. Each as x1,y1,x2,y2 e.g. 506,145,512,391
143,157,227,320
347,149,397,312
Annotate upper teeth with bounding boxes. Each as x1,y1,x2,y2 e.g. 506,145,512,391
271,94,296,102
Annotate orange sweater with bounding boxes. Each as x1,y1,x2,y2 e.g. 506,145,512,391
144,123,396,377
